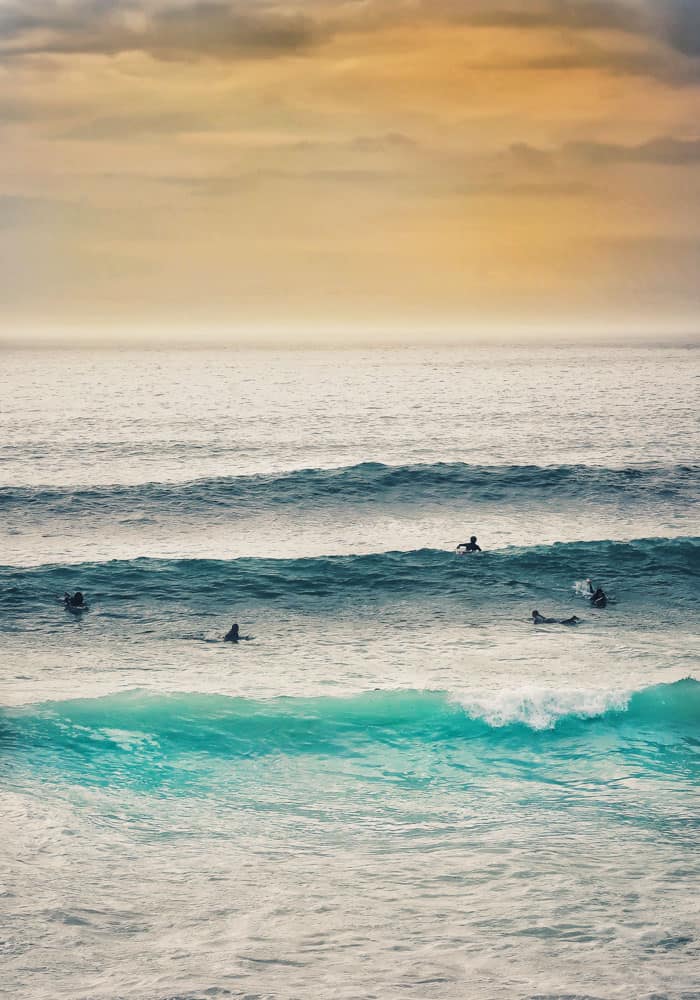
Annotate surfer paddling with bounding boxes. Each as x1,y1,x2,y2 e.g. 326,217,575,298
531,610,580,626
457,535,481,554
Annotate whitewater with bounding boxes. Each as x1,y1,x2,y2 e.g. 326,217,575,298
1,346,698,1000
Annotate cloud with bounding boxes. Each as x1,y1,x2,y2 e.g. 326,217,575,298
664,0,700,57
568,136,700,165
460,0,645,33
60,111,214,140
512,136,700,167
490,41,700,86
1,0,699,82
0,96,66,124
152,165,404,197
0,0,659,63
1,1,696,98
0,1,325,61
0,193,85,228
289,132,418,153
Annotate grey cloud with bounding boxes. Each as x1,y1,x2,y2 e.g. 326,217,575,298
329,0,647,34
368,1,700,79
505,180,593,196
291,132,418,153
481,43,700,87
451,174,593,198
60,111,214,140
448,0,700,71
0,0,652,63
1,0,699,77
0,194,39,228
462,0,645,33
0,1,325,60
664,0,700,57
0,96,76,123
350,132,417,152
161,166,402,195
0,193,86,228
509,142,554,169
568,136,700,164
509,136,700,167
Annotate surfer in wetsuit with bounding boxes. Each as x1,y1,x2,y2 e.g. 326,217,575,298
532,610,580,625
223,623,254,642
457,535,482,554
64,591,86,609
224,623,240,642
590,587,608,609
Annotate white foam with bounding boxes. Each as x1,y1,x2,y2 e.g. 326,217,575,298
451,687,632,731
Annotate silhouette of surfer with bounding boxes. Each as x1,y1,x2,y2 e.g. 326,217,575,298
590,587,608,609
531,610,580,625
457,535,482,554
64,591,87,609
223,623,253,642
585,579,608,608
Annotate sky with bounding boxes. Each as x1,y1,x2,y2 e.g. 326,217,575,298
1,0,699,343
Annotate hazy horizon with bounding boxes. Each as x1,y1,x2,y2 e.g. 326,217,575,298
1,323,698,350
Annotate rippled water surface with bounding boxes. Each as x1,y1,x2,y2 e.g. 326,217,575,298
1,346,698,1000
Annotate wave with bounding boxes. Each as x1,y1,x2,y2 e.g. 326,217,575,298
0,537,697,612
1,462,697,516
1,681,697,768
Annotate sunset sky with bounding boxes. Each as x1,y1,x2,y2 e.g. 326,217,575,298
2,0,700,342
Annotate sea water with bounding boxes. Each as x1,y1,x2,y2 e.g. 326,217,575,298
0,346,698,1000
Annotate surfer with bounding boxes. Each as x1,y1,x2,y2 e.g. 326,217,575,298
531,610,580,625
457,535,481,554
590,587,608,609
64,591,87,609
223,624,253,642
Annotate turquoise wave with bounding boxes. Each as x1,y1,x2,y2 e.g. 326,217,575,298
2,680,697,798
1,461,696,515
1,537,697,614
1,678,698,757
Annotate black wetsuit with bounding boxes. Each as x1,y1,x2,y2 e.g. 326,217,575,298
533,614,579,625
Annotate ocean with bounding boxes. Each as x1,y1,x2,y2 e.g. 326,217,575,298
1,345,698,1000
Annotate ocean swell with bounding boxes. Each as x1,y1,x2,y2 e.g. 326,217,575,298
1,680,697,771
0,537,697,612
1,462,696,516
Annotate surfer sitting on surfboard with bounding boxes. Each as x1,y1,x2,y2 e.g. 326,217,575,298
584,579,608,608
457,535,481,554
590,587,608,609
64,591,87,609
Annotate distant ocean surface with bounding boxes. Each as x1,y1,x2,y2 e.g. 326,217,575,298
1,346,698,1000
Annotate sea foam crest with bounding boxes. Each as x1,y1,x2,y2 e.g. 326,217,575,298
454,687,633,731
